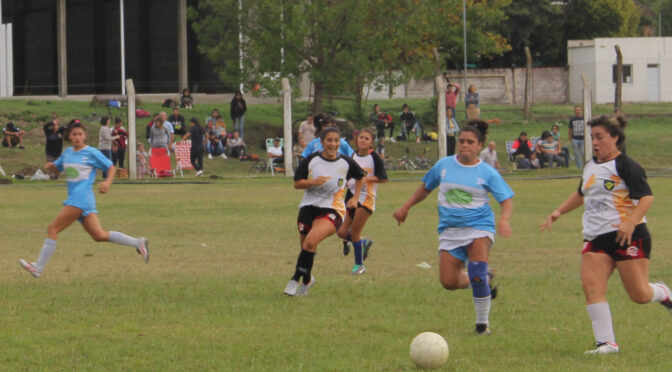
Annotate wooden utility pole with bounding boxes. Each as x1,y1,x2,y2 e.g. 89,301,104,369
126,79,137,179
282,78,294,177
436,75,447,159
614,45,623,112
581,74,593,167
523,47,533,120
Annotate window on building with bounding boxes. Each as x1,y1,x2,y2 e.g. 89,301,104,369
612,64,632,84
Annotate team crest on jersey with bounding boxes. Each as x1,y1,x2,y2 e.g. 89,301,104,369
603,180,615,191
445,188,473,205
338,178,344,187
65,167,79,178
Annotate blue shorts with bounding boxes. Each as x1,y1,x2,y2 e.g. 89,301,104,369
64,202,97,222
448,246,469,263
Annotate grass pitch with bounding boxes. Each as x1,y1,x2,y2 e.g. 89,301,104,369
2,177,672,371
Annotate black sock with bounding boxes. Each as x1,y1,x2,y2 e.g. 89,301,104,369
292,249,315,283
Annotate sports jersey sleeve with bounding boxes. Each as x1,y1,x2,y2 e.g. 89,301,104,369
90,147,114,171
302,139,319,158
294,154,312,181
616,155,653,199
344,156,366,180
421,161,442,191
371,152,388,180
53,148,68,171
340,139,354,157
484,167,514,202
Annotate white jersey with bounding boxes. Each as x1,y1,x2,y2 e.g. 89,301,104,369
294,152,365,217
347,150,387,212
579,154,652,240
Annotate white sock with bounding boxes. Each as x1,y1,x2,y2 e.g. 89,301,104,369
36,238,57,271
108,231,140,248
587,302,615,344
649,283,670,303
473,296,491,325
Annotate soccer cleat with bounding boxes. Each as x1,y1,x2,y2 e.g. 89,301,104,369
488,270,498,300
19,259,41,278
342,240,350,256
296,276,316,296
585,342,619,355
137,238,150,263
363,239,373,260
475,323,491,335
283,279,300,296
655,281,672,312
351,264,366,275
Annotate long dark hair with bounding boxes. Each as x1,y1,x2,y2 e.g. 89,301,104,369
64,119,85,142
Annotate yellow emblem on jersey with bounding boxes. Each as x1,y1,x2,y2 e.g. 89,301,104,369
603,180,615,191
338,178,344,186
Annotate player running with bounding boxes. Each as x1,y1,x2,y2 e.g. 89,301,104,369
284,127,365,296
393,120,514,335
336,128,388,274
19,120,148,278
541,115,672,355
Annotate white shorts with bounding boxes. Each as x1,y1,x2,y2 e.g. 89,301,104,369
438,227,494,252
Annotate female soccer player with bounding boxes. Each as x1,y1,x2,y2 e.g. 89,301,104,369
393,120,513,335
541,115,671,355
336,128,388,274
284,127,366,296
19,120,149,278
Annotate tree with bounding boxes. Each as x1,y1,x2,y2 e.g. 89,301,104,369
191,0,512,114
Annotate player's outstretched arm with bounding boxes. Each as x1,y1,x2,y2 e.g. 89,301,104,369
393,184,431,226
540,191,584,232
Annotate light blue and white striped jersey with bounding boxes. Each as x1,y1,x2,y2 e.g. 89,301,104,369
54,146,113,212
422,156,514,234
302,137,354,158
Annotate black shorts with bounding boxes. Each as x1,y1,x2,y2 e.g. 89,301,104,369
297,206,342,235
582,223,651,261
346,203,373,219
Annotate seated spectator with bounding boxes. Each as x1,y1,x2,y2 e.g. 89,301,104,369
400,103,422,142
529,152,540,169
180,88,194,108
267,137,284,166
206,133,226,159
149,117,171,150
479,141,499,169
214,117,228,140
2,122,26,149
537,130,565,168
511,131,533,161
227,130,246,159
551,123,570,168
205,108,220,127
44,119,65,179
168,108,186,139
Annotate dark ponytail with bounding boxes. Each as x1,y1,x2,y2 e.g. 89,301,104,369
588,115,626,146
460,119,489,144
64,119,85,142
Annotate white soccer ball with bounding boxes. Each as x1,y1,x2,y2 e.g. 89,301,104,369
409,332,449,369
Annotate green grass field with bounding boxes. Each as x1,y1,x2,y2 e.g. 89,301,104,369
2,177,672,371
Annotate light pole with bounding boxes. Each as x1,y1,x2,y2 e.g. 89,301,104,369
462,0,468,92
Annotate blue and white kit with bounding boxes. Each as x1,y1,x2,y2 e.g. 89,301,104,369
54,146,113,216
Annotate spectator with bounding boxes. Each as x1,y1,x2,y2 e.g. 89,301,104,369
537,131,565,168
206,132,226,159
146,113,160,141
181,118,205,177
98,116,117,178
136,143,148,179
301,113,354,158
446,107,459,156
267,137,284,167
479,141,499,169
511,131,533,161
230,91,247,139
149,117,171,151
529,152,540,169
298,115,316,144
551,123,570,167
168,108,186,139
369,104,387,156
159,111,175,149
465,85,480,120
293,132,307,161
111,117,128,169
400,103,422,143
2,122,26,149
44,119,65,179
445,79,460,117
379,112,395,143
180,88,194,109
227,130,246,159
568,105,585,169
215,117,228,140
205,108,220,127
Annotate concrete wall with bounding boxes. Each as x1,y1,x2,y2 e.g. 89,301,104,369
567,41,596,104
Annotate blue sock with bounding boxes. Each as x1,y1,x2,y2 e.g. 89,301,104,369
353,240,363,265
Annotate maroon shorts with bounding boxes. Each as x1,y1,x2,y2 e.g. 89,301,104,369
297,206,342,235
582,223,651,261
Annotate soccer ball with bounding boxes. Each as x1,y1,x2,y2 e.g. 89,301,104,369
409,332,449,369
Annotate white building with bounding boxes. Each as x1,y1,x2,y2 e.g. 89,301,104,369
568,37,672,104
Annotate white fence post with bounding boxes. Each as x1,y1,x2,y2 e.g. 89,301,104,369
436,75,447,159
581,74,592,167
126,79,137,179
282,78,294,177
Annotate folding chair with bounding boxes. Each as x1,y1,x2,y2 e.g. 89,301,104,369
265,138,285,176
149,148,174,178
173,140,193,177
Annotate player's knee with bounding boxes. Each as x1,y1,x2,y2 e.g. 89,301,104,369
336,229,348,240
302,239,318,252
468,261,490,298
628,290,650,304
439,278,461,291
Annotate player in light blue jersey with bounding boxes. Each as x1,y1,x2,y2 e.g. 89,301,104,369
301,114,354,158
393,120,514,335
19,120,149,278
